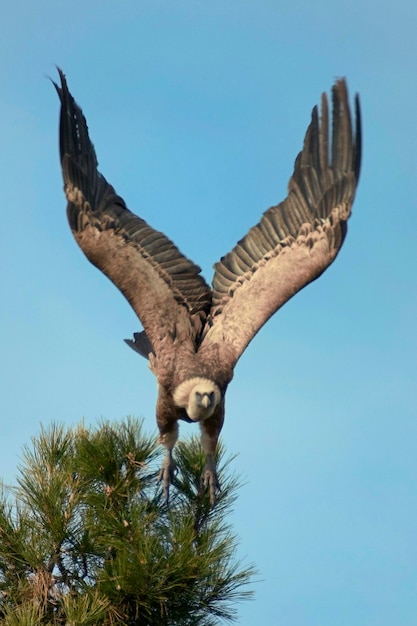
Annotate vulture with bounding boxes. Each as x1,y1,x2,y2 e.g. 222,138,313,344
53,69,361,504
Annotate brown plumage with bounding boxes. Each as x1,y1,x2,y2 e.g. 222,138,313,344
53,69,361,504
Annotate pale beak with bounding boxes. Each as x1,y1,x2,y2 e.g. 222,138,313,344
201,395,210,408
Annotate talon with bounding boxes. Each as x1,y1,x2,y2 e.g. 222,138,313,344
201,460,220,506
158,452,177,503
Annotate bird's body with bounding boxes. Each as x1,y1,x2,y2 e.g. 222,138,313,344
54,70,361,503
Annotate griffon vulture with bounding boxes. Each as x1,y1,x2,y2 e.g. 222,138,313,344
53,69,361,504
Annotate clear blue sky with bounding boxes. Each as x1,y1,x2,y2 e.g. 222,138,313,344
1,1,416,624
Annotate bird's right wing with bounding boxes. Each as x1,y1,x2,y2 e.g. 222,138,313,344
201,80,361,372
53,69,212,356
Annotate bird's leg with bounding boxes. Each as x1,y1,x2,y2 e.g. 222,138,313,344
200,422,220,506
158,450,177,502
201,452,220,506
157,423,178,503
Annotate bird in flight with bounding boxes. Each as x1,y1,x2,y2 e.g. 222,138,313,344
53,69,361,504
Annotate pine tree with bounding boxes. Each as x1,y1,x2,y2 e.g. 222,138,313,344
0,418,255,625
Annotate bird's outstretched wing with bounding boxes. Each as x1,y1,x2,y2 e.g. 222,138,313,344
202,79,361,369
53,69,212,356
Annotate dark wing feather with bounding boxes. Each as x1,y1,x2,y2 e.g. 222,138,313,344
201,79,361,369
124,331,154,359
53,69,212,355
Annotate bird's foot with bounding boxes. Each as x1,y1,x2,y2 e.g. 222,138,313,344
201,457,220,506
158,452,177,503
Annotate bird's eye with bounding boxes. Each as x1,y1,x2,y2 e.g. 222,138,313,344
195,391,202,400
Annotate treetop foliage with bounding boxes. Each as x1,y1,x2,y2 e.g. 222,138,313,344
0,418,255,625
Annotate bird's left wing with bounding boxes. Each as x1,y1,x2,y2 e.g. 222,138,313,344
53,69,212,355
201,80,361,370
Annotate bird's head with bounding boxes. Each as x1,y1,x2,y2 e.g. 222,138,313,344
173,377,221,422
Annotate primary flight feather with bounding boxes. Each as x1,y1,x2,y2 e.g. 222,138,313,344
53,69,361,504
